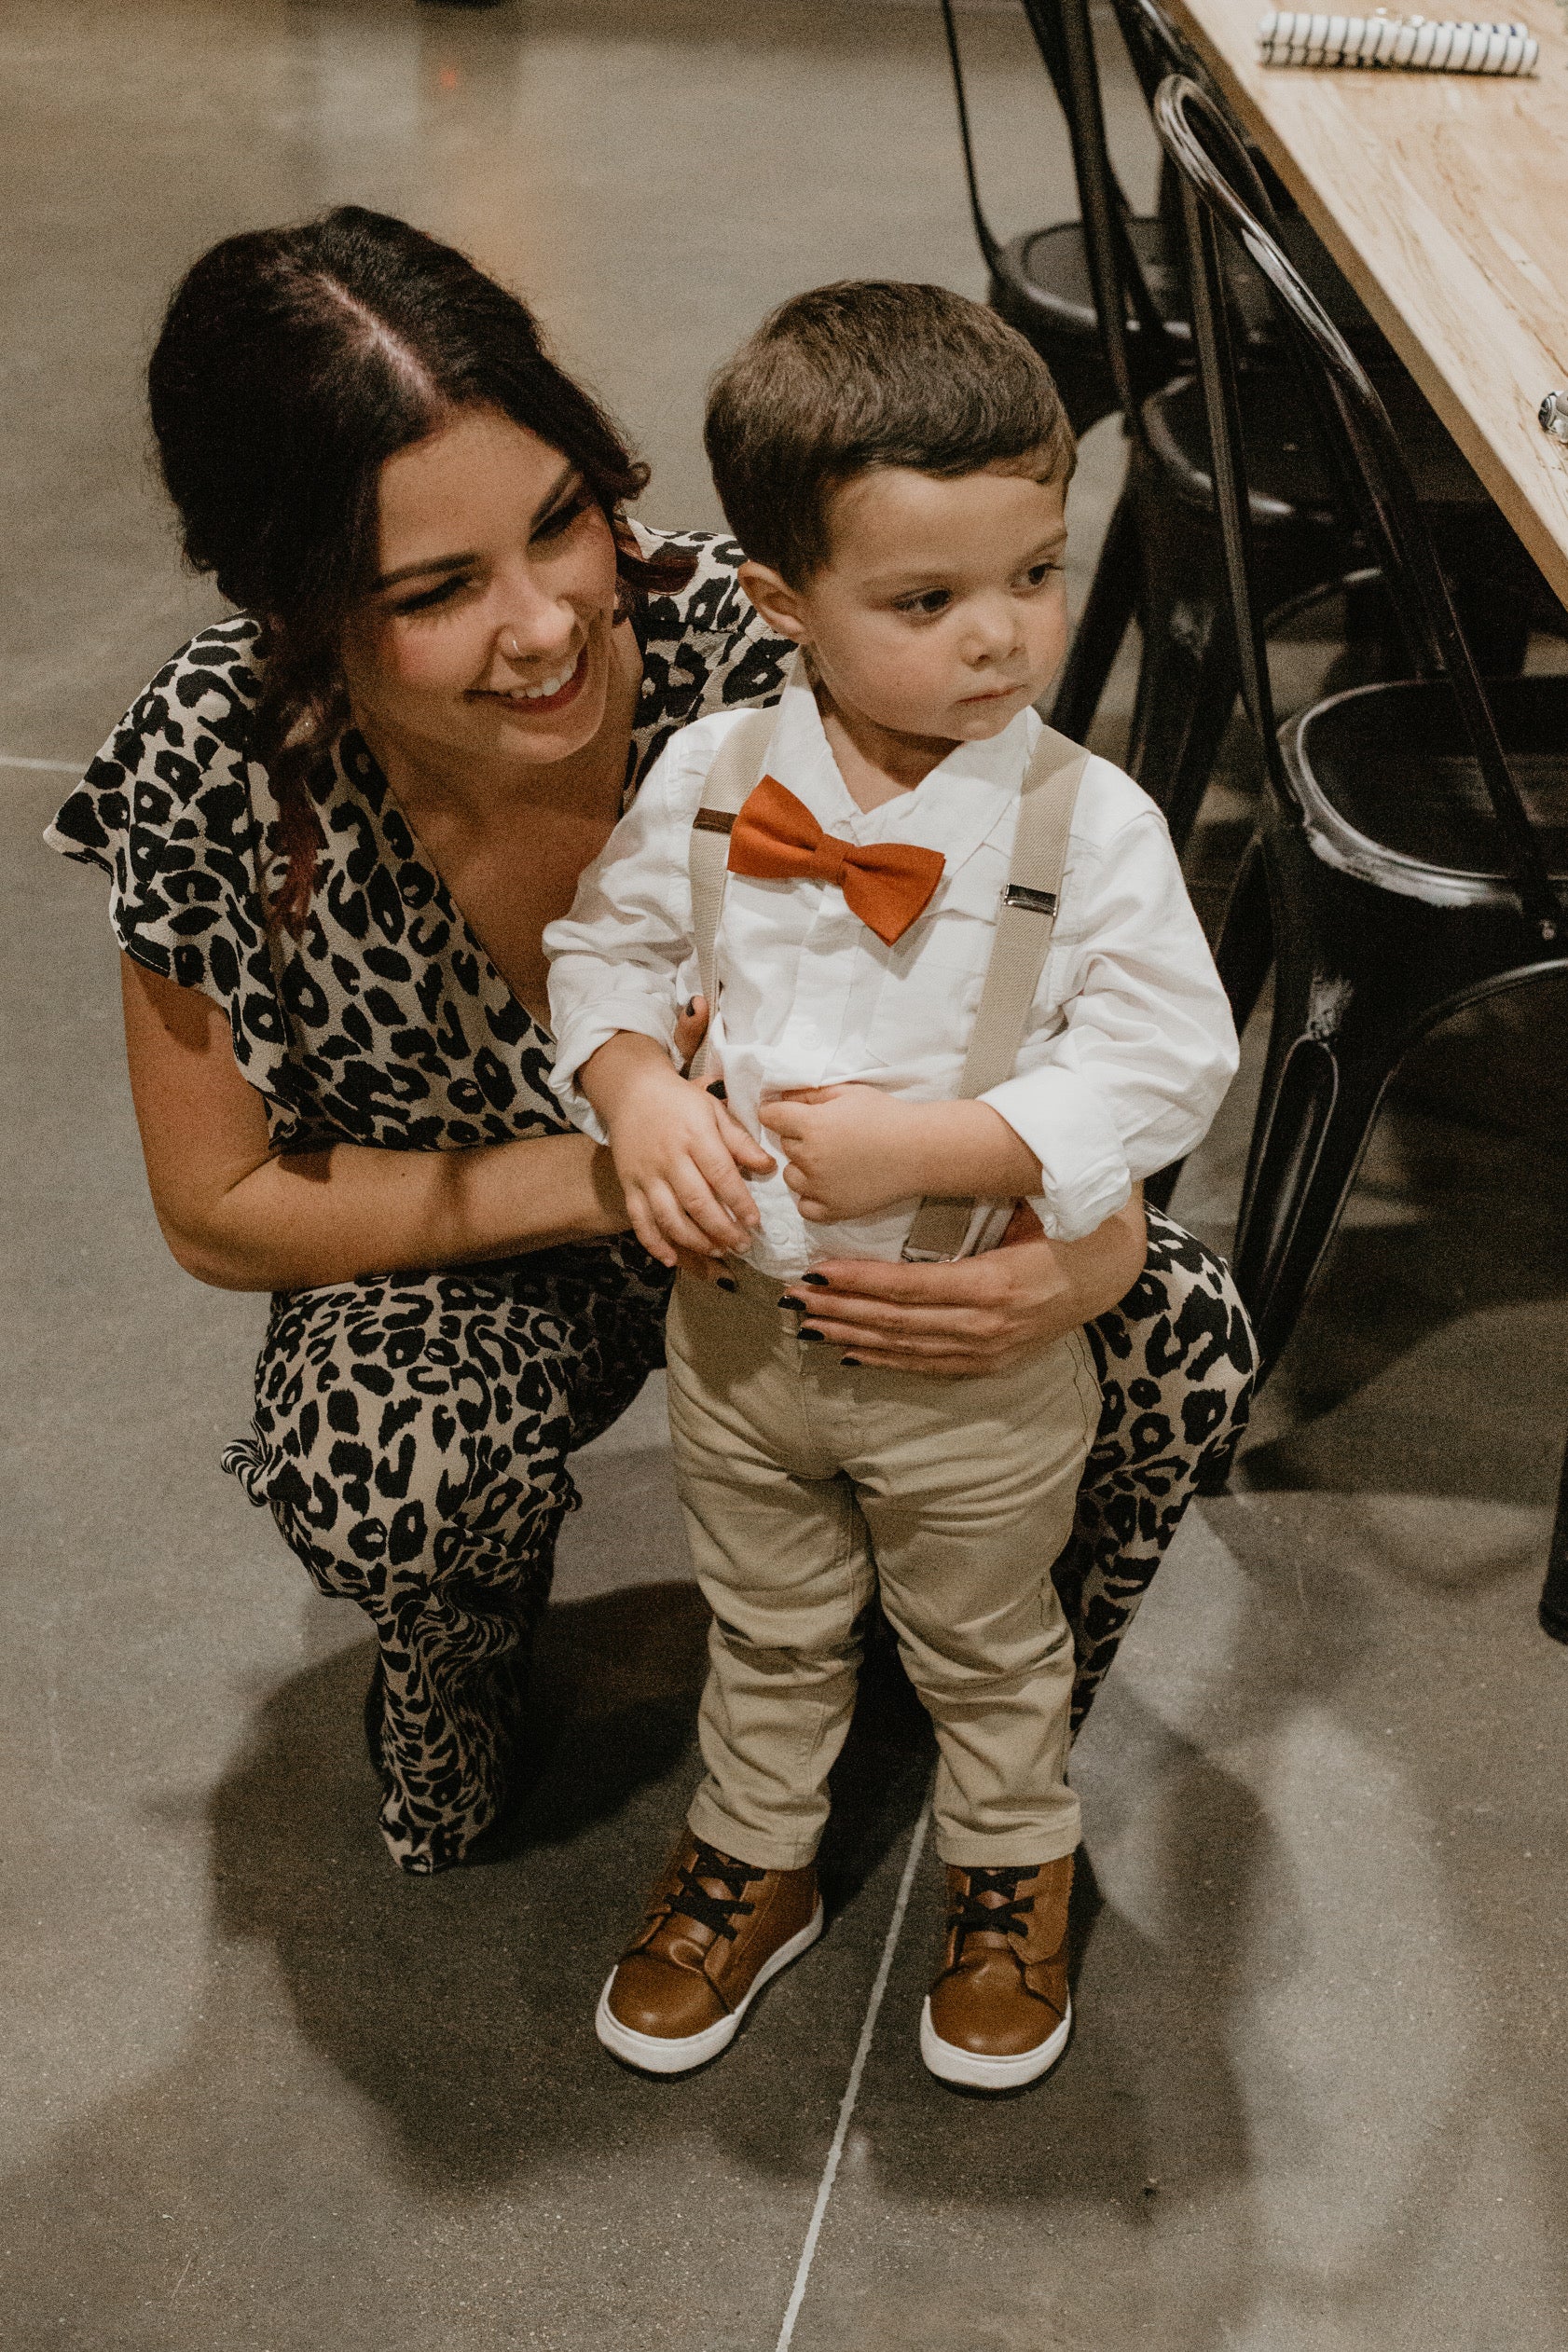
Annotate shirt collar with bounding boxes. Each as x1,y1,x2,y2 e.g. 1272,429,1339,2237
762,669,1035,875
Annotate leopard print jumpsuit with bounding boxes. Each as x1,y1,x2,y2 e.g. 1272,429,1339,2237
48,531,1256,1875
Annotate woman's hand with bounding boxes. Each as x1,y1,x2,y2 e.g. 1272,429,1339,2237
672,995,711,1076
777,1189,1148,1377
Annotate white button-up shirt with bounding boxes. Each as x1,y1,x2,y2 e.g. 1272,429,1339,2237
545,674,1238,1280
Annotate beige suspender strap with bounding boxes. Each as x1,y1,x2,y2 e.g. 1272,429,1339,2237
901,725,1091,1263
686,705,779,1081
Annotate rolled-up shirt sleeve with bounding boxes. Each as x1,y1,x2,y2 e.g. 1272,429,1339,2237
979,805,1239,1243
543,731,706,1142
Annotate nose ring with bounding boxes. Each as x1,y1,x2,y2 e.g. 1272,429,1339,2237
504,632,522,660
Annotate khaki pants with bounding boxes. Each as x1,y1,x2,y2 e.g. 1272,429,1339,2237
665,1260,1102,1870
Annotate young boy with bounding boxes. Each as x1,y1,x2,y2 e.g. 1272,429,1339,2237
544,282,1237,2090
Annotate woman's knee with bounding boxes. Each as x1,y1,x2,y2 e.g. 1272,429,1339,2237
1089,1211,1257,1456
238,1272,578,1589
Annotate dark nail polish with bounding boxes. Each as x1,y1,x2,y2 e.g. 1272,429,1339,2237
800,1271,830,1287
684,999,697,1016
798,1327,823,1343
706,1080,727,1100
777,1294,805,1312
840,1355,863,1368
715,1274,737,1293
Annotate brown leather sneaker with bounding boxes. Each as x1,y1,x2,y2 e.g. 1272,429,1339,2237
920,1856,1074,2091
596,1836,823,2074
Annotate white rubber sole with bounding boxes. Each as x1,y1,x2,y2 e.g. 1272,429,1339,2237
595,1902,825,2075
919,1991,1072,2091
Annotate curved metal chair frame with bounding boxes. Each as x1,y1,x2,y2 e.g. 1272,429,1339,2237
943,0,1545,848
1154,75,1568,1645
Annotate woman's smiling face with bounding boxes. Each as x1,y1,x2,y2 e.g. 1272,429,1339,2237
339,403,625,784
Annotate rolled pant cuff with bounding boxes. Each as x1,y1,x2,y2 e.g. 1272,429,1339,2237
686,1790,820,1874
934,1824,1081,1869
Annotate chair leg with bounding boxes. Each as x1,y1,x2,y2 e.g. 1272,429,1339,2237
1231,954,1404,1381
1126,585,1238,855
1213,829,1273,1038
1143,832,1272,1217
1451,574,1531,681
1540,1442,1568,1644
1052,485,1139,743
1147,837,1278,1213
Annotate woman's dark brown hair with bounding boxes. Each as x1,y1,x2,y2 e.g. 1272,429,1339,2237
148,205,695,934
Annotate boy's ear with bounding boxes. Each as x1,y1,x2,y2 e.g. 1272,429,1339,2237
736,561,810,643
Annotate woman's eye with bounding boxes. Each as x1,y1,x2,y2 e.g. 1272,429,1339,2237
391,575,470,616
1021,560,1061,588
532,488,592,544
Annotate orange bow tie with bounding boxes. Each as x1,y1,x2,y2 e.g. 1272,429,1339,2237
725,775,945,947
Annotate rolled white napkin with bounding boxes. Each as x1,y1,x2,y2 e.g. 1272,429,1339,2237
1258,9,1538,69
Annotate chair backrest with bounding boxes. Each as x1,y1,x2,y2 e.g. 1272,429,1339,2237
940,0,1181,420
1152,73,1562,941
1107,0,1193,104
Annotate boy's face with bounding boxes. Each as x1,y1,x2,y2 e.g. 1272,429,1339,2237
741,459,1070,747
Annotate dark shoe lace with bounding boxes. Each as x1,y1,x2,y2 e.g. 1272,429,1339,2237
659,1843,768,1942
948,1864,1038,1954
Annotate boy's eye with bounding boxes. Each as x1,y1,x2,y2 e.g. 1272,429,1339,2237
896,588,951,617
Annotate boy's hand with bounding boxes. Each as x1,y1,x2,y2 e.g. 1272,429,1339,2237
761,1086,1045,1224
580,1032,775,1268
759,1086,941,1222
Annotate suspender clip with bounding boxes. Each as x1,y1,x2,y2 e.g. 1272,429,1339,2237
1001,882,1057,915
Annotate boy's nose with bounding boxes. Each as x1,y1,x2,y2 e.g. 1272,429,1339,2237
965,602,1023,663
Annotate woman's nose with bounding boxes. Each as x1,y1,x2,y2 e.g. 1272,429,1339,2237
492,582,577,670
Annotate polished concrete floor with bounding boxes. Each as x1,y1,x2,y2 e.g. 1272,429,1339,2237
4,4,1566,2347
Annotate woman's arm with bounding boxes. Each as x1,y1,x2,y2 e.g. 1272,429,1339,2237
783,1190,1148,1378
121,956,629,1292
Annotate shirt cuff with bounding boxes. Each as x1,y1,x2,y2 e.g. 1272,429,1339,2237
548,1002,675,1144
981,1066,1133,1244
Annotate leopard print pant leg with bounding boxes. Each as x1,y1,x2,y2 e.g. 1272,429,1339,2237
1058,1208,1258,1733
226,1216,1246,1865
225,1245,670,1874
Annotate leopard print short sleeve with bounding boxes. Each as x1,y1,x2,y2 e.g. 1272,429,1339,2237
45,530,791,1157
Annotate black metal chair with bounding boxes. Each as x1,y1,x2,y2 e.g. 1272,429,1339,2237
942,0,1382,437
942,0,1187,439
945,0,1535,849
1152,76,1568,1436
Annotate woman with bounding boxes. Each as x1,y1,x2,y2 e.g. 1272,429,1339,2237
48,208,1254,1876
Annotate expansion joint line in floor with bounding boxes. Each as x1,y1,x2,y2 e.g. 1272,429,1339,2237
773,1790,933,2352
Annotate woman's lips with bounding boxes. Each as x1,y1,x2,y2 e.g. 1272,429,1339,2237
487,645,589,718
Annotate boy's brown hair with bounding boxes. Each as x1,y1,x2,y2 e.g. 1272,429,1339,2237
704,280,1075,586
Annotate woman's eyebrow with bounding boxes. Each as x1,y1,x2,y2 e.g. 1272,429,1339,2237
374,551,476,591
372,466,583,592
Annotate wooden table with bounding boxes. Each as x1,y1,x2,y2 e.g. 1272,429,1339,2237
1165,0,1568,608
